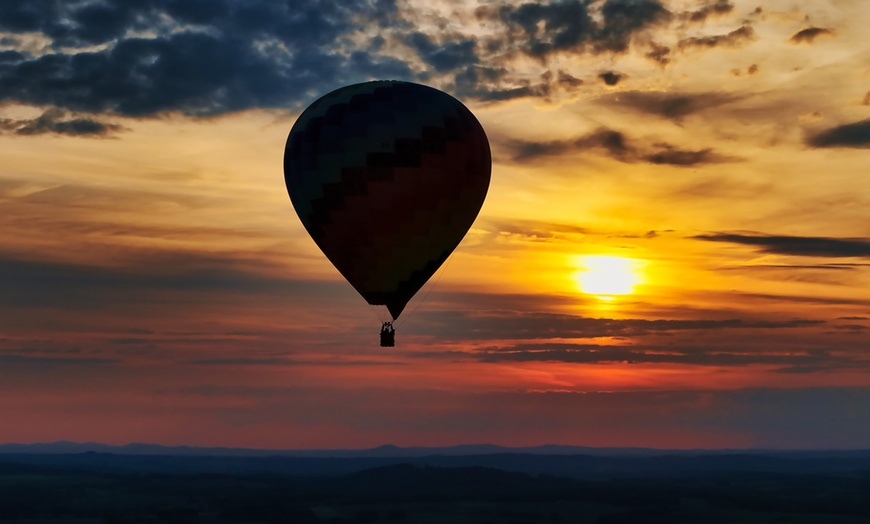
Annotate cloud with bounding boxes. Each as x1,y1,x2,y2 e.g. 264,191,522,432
507,127,734,166
0,0,398,49
0,354,120,367
0,0,411,117
412,307,824,342
477,218,589,245
454,67,585,102
806,119,870,148
789,27,834,44
187,357,404,367
556,69,583,88
0,108,124,137
478,0,670,59
732,64,759,76
0,50,25,62
0,251,350,310
682,0,735,23
508,128,634,162
643,146,719,166
594,0,672,53
718,262,870,287
598,71,625,86
723,263,870,271
734,290,870,308
472,342,865,371
0,0,683,117
601,91,741,121
406,32,479,73
677,24,755,50
490,2,593,58
694,232,870,258
644,42,671,65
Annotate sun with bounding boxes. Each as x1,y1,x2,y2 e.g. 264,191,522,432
573,255,643,296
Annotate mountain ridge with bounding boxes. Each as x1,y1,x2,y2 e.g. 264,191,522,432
2,441,869,458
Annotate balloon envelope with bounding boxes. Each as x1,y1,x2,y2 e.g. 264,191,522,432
284,81,491,319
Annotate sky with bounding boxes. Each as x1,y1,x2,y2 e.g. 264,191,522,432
1,0,869,450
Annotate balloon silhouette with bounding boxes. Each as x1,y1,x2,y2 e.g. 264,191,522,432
284,81,491,320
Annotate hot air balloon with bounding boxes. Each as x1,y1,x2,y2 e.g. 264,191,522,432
283,81,491,345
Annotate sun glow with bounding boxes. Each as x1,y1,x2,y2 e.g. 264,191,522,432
573,255,644,296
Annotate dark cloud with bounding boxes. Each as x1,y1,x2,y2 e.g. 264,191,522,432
807,119,870,148
678,24,755,50
508,128,733,166
602,90,741,121
0,108,124,137
0,50,25,63
509,128,635,162
187,357,403,367
723,263,870,271
0,0,411,117
467,84,543,102
412,307,823,342
494,1,596,58
556,69,583,88
0,0,55,34
643,146,724,166
0,252,352,310
3,31,395,117
578,129,635,158
0,0,681,116
0,354,120,366
734,290,870,308
832,324,868,333
472,342,864,371
645,42,671,65
694,232,870,258
459,67,587,102
455,67,565,102
599,71,625,86
789,26,834,44
487,0,670,58
682,0,735,23
406,32,479,73
595,0,672,53
1,0,399,49
732,64,759,76
510,138,575,161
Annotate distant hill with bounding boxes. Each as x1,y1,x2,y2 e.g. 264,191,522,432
1,443,870,480
0,441,650,457
5,441,869,458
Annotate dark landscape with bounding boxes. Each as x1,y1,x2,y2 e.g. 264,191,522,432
2,444,870,523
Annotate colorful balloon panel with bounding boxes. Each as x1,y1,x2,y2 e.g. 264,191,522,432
284,81,491,319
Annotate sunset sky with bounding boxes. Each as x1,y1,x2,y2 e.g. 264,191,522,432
1,0,869,450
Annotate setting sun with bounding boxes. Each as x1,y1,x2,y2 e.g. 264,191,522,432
574,256,643,296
